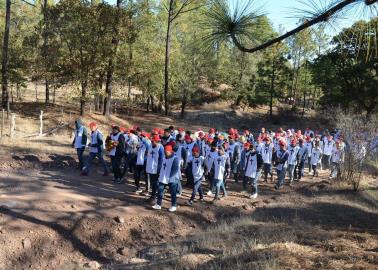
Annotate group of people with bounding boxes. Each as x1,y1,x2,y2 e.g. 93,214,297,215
72,120,349,212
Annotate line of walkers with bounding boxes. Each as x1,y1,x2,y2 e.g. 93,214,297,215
72,121,364,212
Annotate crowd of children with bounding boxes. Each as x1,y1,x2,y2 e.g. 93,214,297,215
72,121,358,212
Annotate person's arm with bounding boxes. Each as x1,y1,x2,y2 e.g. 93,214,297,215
281,151,289,163
202,156,209,175
182,147,188,169
169,157,180,180
257,153,263,170
234,145,240,163
225,156,231,176
157,146,164,173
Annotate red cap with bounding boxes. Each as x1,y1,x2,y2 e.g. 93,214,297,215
165,145,173,153
198,132,204,138
243,130,250,135
184,135,192,141
89,122,97,129
209,128,215,133
264,137,271,142
279,139,286,147
192,145,200,153
120,127,126,132
167,141,176,147
306,136,311,142
178,127,184,132
244,142,251,149
152,135,161,142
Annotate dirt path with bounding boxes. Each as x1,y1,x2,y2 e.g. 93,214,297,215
0,161,377,269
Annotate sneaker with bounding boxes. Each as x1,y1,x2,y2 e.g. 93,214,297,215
152,204,161,210
187,200,193,206
207,190,213,196
168,206,177,212
135,189,143,193
177,193,182,198
115,178,123,184
250,193,258,199
199,198,204,202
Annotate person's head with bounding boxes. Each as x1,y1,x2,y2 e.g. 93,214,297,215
185,134,192,143
75,119,83,129
291,139,297,147
89,122,97,132
218,146,225,156
164,128,170,138
279,140,286,150
164,145,174,157
261,127,266,133
112,126,120,135
328,135,333,142
244,142,251,151
169,126,174,132
198,132,205,140
335,140,341,149
299,138,304,146
192,145,200,158
229,135,235,144
176,133,182,143
135,127,142,136
264,137,271,145
151,135,161,147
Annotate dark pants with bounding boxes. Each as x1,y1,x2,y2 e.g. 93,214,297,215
111,156,122,179
263,163,273,181
157,182,178,207
134,164,145,190
295,160,305,180
122,153,136,177
185,162,194,187
148,173,159,199
190,178,204,201
207,172,214,191
308,157,312,172
76,147,85,170
312,164,318,176
322,154,331,170
84,152,109,174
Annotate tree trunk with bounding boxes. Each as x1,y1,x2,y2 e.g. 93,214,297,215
270,59,276,119
103,0,122,116
163,0,174,116
45,79,49,104
1,0,11,110
16,82,20,100
181,86,188,119
146,96,150,112
80,80,87,116
128,43,133,99
43,0,49,104
150,95,155,112
53,85,56,104
103,70,112,116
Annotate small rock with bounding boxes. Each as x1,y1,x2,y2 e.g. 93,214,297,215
70,204,76,209
83,261,101,270
189,224,196,228
242,204,250,210
114,216,125,223
0,226,4,234
118,247,133,256
22,238,32,249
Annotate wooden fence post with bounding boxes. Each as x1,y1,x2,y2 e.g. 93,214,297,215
1,109,4,138
39,110,43,136
10,113,15,138
60,109,64,124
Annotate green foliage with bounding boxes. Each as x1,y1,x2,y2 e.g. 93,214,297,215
312,18,378,116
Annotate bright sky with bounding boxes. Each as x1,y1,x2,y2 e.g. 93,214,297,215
104,0,372,36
